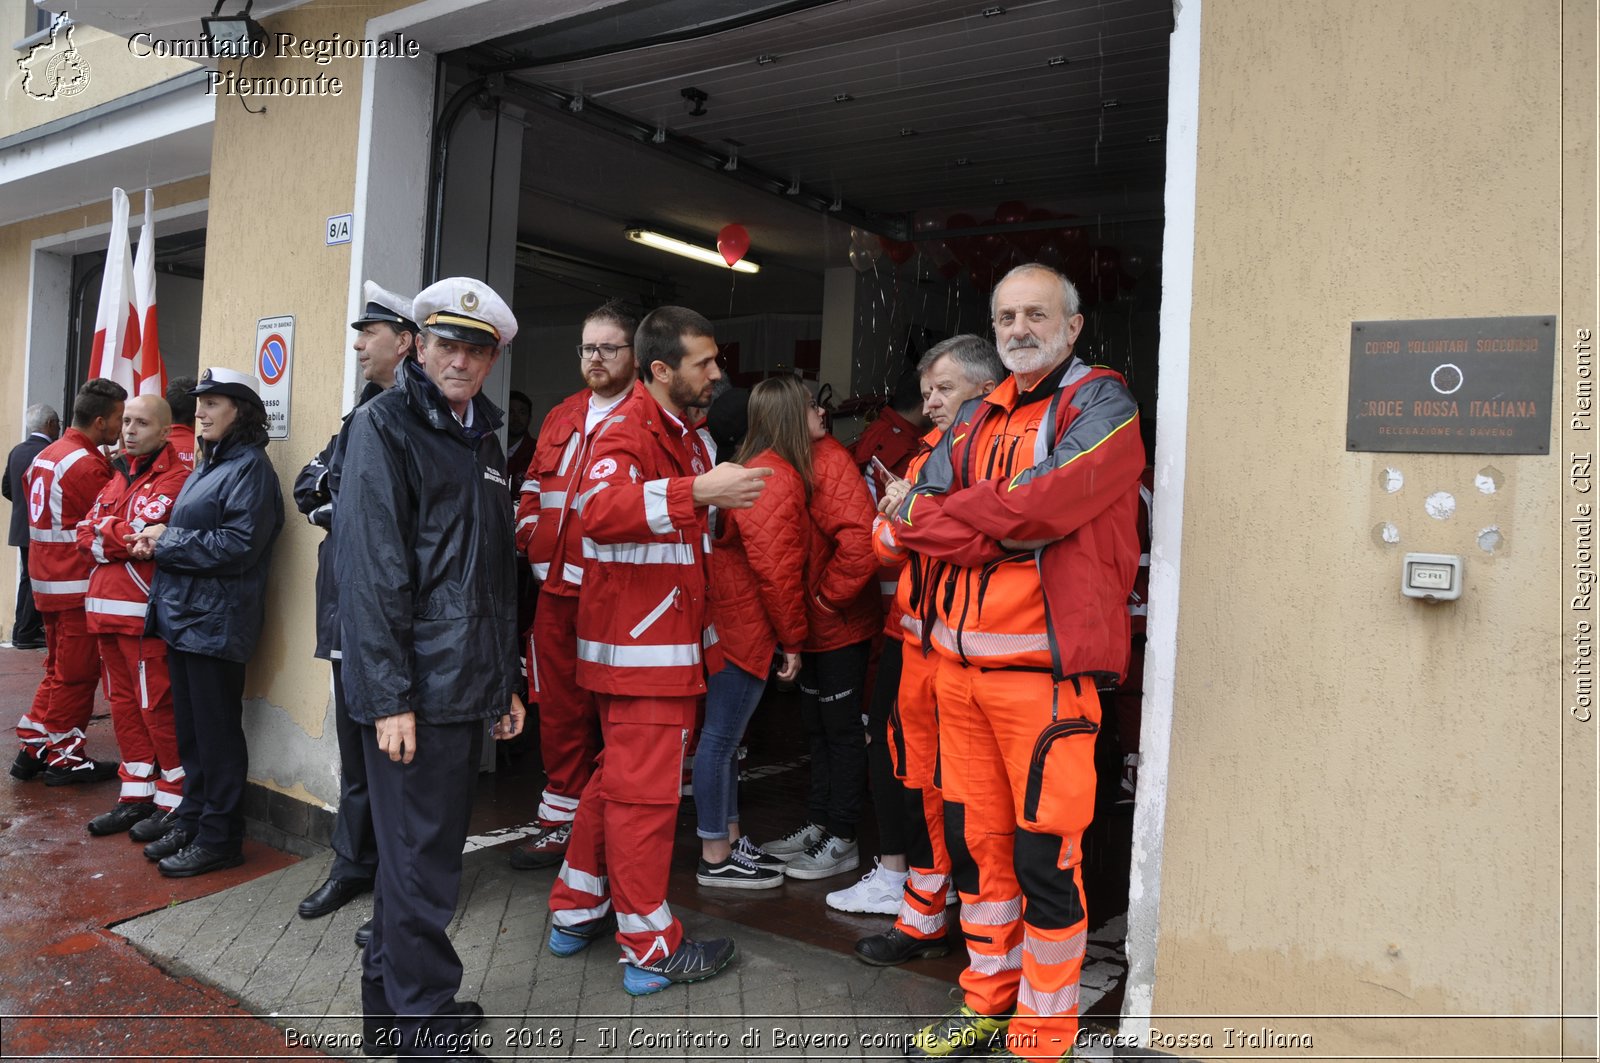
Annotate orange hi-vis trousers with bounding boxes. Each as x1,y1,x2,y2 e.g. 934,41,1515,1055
936,656,1099,1063
886,638,950,941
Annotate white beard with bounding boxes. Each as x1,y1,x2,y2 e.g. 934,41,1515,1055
1000,332,1068,377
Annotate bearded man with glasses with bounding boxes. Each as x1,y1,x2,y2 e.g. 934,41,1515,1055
507,299,640,872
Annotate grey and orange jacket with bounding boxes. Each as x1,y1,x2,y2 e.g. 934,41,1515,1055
891,356,1144,682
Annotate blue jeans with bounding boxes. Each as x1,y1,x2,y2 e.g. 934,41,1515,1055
692,663,768,840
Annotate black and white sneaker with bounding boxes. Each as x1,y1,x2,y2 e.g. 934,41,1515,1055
732,835,785,869
697,852,784,890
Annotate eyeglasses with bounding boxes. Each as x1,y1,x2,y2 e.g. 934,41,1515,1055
578,343,633,362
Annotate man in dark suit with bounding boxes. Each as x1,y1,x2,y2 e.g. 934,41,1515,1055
3,404,60,649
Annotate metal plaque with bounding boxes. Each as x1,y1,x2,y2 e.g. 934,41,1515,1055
1347,315,1554,454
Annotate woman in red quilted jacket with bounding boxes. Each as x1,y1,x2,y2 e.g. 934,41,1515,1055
692,377,812,889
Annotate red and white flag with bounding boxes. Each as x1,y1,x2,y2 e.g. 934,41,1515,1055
88,187,166,396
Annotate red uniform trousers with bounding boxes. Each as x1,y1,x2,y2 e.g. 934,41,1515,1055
547,694,693,966
528,590,601,826
16,607,100,767
886,639,951,942
98,635,183,809
936,658,1098,1063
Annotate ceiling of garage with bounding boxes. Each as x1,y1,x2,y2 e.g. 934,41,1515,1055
446,0,1172,314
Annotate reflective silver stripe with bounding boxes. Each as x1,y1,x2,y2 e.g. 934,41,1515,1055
138,659,149,709
1128,604,1147,617
120,781,156,798
538,791,579,822
551,900,612,928
122,760,155,777
531,562,550,580
1023,930,1086,966
908,870,945,892
540,490,568,510
29,527,76,543
961,896,1023,926
584,539,695,566
702,625,718,648
969,945,1023,976
576,639,701,668
154,790,181,809
160,765,186,782
557,863,608,898
34,579,90,595
897,907,946,936
516,515,537,532
642,479,673,534
556,434,581,476
1139,552,1150,566
879,581,899,597
900,615,924,640
1016,978,1079,1018
125,562,151,597
629,590,678,638
520,476,540,495
563,562,585,584
616,901,673,934
930,618,1051,659
47,446,91,530
573,482,608,514
85,597,147,618
543,791,580,813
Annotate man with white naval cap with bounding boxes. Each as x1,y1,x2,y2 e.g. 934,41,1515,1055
293,281,418,940
337,276,526,1056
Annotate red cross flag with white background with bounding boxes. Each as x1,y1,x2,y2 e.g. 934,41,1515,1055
87,187,166,397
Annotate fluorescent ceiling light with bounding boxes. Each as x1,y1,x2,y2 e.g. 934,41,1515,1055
625,228,760,274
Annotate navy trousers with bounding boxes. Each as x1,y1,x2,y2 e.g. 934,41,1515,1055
328,660,378,883
169,649,249,854
361,719,482,1056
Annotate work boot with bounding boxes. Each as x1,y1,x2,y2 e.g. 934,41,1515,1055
143,825,196,861
507,823,570,870
86,801,158,836
44,758,118,786
129,808,181,843
9,749,46,781
854,927,951,967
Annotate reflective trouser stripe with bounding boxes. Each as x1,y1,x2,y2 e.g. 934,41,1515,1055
557,863,607,898
538,790,579,824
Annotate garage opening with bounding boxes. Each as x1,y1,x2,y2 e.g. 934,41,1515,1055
434,0,1170,1022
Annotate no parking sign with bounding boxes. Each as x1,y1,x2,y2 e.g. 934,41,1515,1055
255,315,294,439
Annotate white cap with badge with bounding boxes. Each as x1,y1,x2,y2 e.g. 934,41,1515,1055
412,277,518,350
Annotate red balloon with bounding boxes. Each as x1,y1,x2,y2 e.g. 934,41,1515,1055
716,223,751,267
878,236,915,265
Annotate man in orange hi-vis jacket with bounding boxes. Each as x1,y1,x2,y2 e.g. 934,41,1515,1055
885,263,1144,1062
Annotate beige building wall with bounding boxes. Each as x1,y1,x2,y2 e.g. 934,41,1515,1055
1150,1,1594,1059
195,0,410,807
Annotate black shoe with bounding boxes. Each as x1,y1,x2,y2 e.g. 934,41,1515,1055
159,843,244,878
9,749,46,781
86,801,158,836
143,826,196,861
359,1001,484,1057
507,823,570,870
44,758,118,787
129,808,180,843
354,919,373,949
299,876,373,919
11,639,45,650
853,927,951,967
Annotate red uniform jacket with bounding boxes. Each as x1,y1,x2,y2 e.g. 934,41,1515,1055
516,389,601,596
27,427,115,612
77,442,191,635
573,381,721,697
166,425,197,471
873,428,942,642
708,450,810,677
804,435,881,652
893,358,1144,681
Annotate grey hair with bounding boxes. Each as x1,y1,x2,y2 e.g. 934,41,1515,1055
917,334,1006,388
989,262,1081,319
24,403,57,435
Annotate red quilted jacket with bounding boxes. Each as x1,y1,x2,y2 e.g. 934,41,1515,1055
708,450,810,676
804,435,881,651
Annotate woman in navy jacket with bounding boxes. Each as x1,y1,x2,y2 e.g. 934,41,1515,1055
133,367,284,877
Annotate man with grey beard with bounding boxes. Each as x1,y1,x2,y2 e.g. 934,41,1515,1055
883,263,1145,1062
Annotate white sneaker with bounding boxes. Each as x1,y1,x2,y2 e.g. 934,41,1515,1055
825,860,907,914
783,833,860,881
762,822,824,861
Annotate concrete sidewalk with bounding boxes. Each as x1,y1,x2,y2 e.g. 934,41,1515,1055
115,846,979,1062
